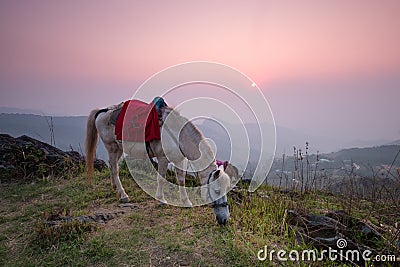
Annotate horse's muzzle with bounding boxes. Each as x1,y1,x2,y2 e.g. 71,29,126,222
216,215,228,225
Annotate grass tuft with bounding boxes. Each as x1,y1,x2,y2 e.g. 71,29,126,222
33,219,97,248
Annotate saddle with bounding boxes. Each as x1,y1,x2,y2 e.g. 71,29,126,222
109,103,124,125
111,98,167,142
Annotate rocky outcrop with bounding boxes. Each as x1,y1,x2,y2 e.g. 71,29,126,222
0,134,106,182
287,209,399,265
43,203,138,226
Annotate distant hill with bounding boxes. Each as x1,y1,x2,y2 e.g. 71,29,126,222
386,139,400,146
268,144,400,186
1,113,399,166
0,107,45,115
2,113,317,162
324,145,400,166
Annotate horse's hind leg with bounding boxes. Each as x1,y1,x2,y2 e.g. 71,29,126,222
107,143,129,203
110,148,123,189
175,162,192,207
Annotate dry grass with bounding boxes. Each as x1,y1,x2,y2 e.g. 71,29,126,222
0,167,398,266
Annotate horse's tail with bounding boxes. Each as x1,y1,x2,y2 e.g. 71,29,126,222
85,109,100,183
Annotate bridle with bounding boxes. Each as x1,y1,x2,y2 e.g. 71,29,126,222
207,170,229,208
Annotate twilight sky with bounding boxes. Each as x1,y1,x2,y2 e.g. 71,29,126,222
0,1,399,148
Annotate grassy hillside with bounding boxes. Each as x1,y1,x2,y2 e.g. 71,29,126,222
1,165,398,266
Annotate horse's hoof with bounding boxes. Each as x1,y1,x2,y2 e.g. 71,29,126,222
158,201,167,207
183,201,193,207
120,197,130,203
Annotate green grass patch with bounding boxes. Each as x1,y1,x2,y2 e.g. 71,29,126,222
0,169,398,266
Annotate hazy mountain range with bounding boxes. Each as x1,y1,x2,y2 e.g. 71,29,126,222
0,109,398,165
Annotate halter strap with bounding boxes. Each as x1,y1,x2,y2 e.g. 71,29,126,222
207,170,228,208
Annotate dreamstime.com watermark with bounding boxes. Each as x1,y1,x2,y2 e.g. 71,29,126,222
257,238,398,263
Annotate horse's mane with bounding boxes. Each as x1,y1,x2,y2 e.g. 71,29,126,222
164,107,214,159
182,117,204,144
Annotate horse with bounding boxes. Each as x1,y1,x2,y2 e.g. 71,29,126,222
85,102,232,225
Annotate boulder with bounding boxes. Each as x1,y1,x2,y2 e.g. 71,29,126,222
0,134,106,182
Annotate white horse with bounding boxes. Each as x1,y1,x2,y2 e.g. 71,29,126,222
85,103,232,225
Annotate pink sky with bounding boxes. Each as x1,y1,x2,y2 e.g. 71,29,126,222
0,0,399,145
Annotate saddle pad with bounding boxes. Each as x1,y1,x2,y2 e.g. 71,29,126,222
115,100,161,142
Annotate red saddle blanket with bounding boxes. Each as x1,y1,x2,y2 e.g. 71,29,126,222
115,100,161,142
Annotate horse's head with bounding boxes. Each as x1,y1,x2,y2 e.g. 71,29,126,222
203,166,231,225
162,106,232,225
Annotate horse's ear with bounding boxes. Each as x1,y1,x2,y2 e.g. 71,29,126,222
213,169,221,179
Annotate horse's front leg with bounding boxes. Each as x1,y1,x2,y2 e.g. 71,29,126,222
175,161,192,207
155,156,168,204
108,145,129,203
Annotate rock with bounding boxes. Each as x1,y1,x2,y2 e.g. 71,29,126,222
286,209,396,265
0,134,107,182
118,203,138,209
